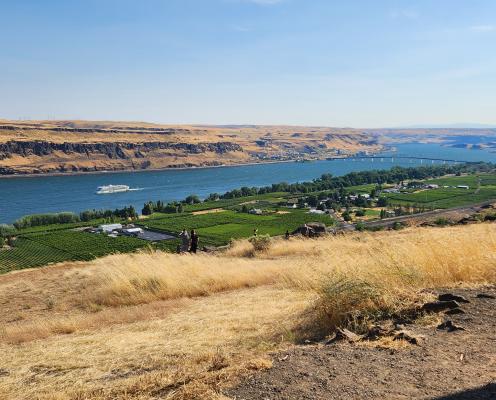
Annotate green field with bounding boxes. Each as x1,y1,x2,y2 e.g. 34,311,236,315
183,192,290,212
141,209,333,247
0,231,148,273
2,172,496,274
385,174,496,209
0,194,332,273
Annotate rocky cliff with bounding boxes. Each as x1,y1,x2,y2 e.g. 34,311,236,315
0,140,243,160
0,140,246,175
0,120,385,176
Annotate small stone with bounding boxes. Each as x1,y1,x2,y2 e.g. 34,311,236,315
326,328,363,344
476,293,495,299
393,330,425,345
438,293,470,303
421,300,460,313
437,320,465,332
366,324,392,340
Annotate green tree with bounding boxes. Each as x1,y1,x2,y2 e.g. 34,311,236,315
0,224,16,238
307,195,318,207
142,202,153,216
377,197,388,207
184,194,201,205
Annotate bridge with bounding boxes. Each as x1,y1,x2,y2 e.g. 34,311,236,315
326,155,472,164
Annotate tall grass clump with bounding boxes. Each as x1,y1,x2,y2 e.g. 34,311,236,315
87,251,289,307
81,224,496,339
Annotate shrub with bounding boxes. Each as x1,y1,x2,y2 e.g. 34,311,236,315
434,217,451,226
311,277,388,337
484,213,496,221
248,234,271,252
355,222,366,231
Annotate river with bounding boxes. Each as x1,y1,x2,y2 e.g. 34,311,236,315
0,142,494,223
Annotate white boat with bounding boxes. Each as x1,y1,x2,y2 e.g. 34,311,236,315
96,185,131,194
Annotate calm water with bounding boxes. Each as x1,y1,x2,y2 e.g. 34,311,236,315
0,142,494,223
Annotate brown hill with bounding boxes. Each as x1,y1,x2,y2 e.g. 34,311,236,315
0,120,381,175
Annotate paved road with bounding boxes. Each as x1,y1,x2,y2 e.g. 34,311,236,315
362,199,494,229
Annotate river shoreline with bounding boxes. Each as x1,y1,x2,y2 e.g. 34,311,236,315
0,142,492,223
0,158,306,180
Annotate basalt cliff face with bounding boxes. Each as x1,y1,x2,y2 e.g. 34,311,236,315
0,140,245,174
0,140,243,160
0,120,383,176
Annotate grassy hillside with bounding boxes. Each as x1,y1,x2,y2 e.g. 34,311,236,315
0,223,495,399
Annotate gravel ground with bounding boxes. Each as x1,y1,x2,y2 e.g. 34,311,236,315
227,287,496,400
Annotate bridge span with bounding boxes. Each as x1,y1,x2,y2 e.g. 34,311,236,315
326,155,472,164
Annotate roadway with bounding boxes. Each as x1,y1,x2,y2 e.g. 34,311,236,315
360,199,494,229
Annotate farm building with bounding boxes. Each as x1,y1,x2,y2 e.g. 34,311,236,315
98,223,123,233
457,185,470,189
285,199,298,208
122,227,144,236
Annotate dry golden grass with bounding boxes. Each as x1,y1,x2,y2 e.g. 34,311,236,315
0,223,495,399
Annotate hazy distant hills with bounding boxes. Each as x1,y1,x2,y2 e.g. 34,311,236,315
393,123,496,129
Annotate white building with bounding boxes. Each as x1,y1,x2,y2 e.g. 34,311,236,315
98,223,123,233
122,227,144,236
457,185,470,189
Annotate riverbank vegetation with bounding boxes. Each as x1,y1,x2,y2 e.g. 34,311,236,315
1,163,496,273
1,223,495,399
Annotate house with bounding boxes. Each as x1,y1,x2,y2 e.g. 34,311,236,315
249,208,263,215
426,184,439,189
286,199,298,208
308,208,326,214
457,185,470,189
385,210,396,217
98,223,123,233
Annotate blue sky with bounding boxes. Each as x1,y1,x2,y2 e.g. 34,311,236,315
1,0,496,127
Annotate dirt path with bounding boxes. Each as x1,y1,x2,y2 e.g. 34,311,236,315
227,287,496,400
